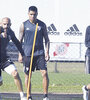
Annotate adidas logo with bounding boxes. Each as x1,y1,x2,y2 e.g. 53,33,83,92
47,24,60,35
64,24,82,36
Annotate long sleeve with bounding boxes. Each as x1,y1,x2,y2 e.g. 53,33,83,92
85,26,90,48
9,29,25,56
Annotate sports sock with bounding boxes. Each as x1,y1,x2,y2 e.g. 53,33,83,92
20,92,24,98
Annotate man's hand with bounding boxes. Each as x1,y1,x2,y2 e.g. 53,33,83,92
1,32,7,38
18,53,23,63
45,52,50,62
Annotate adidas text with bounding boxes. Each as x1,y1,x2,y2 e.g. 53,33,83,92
64,31,82,36
47,31,60,35
64,24,82,36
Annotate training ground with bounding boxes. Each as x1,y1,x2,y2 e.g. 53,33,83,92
0,93,82,100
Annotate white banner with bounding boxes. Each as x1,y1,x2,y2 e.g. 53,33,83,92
49,42,86,61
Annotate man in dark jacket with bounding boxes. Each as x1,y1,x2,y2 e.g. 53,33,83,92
0,17,26,100
82,26,90,100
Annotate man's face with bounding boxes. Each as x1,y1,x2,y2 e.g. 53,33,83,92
28,10,38,23
2,18,11,30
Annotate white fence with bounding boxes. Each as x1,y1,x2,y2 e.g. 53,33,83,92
7,42,86,62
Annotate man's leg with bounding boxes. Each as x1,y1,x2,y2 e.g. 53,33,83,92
12,70,27,100
12,70,23,92
4,64,26,100
25,74,31,96
25,73,32,100
86,85,90,100
23,56,33,100
40,70,49,100
82,85,90,100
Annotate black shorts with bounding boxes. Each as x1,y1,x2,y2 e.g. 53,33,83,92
0,59,14,70
23,55,47,75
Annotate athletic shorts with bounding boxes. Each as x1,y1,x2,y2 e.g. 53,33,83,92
0,59,17,75
23,55,47,75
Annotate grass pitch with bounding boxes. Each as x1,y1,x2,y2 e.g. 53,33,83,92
0,62,90,94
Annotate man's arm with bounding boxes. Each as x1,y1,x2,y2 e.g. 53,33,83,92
9,29,24,57
45,41,50,61
19,23,24,43
43,24,50,61
18,23,24,62
85,26,90,48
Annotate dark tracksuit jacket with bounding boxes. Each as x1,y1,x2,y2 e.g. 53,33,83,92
0,28,24,69
85,26,90,56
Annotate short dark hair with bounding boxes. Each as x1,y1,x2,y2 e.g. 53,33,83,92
28,6,38,13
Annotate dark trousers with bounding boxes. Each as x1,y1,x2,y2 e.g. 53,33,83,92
85,56,90,74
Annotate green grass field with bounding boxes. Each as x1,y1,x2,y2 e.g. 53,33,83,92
0,62,90,94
